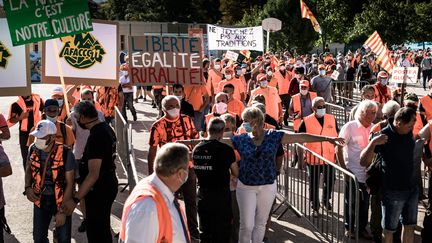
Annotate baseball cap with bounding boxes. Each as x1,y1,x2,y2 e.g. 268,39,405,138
300,80,310,86
52,86,64,96
44,99,59,108
30,120,57,138
404,93,419,102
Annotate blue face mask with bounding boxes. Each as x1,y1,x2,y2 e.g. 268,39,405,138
242,122,252,133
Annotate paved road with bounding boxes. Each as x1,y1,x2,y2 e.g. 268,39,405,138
0,82,428,242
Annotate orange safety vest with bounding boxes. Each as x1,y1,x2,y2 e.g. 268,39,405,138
97,87,118,118
7,94,42,132
274,70,292,95
119,178,190,243
292,92,317,131
420,96,432,121
304,114,338,164
413,112,424,139
373,84,391,105
29,144,66,210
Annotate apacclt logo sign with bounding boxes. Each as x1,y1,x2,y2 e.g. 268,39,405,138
59,32,105,69
0,41,12,69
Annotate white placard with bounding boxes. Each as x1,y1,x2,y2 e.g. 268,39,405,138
207,24,264,51
43,22,118,86
225,51,239,61
331,70,340,80
390,67,419,84
0,19,27,89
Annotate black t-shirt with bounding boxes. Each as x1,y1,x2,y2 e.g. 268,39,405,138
180,99,195,118
346,66,356,81
375,123,416,191
11,98,44,133
80,122,117,190
192,139,236,193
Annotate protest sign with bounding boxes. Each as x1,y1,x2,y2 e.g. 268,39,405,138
3,0,93,46
331,70,340,80
0,18,31,96
225,51,239,61
390,67,419,84
188,27,205,58
129,35,204,86
42,21,119,87
207,24,264,51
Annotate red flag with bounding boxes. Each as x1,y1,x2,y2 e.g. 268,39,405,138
300,0,322,34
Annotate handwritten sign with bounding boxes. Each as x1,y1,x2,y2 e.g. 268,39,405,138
390,67,419,84
3,0,92,46
225,51,239,61
129,36,204,86
207,24,263,51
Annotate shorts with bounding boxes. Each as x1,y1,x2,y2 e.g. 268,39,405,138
381,187,418,231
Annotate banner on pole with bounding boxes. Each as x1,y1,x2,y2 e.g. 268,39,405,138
129,35,204,86
390,67,419,84
0,19,31,96
42,21,119,87
207,24,263,51
3,0,93,46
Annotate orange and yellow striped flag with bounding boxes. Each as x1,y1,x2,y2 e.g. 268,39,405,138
363,31,394,73
300,0,322,34
240,50,251,58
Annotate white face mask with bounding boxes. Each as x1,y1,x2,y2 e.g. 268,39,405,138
316,108,326,118
380,78,388,85
57,99,64,107
46,116,58,123
279,66,286,71
260,81,268,88
176,95,183,101
225,74,232,80
34,138,48,150
267,71,273,76
215,102,228,114
319,70,326,76
214,64,221,70
300,89,308,96
180,169,188,185
166,108,180,118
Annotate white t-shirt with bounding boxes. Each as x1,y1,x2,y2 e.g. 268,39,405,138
120,75,134,93
339,120,373,183
71,110,105,160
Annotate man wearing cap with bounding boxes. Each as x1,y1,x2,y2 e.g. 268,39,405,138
249,76,283,123
311,64,333,103
27,99,75,149
274,61,292,126
288,65,307,97
24,120,75,243
7,94,44,170
52,87,71,123
289,80,317,132
373,71,392,106
217,68,245,102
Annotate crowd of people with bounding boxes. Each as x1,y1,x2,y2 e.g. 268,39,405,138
0,46,432,243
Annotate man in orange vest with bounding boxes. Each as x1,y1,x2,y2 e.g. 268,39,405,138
419,79,432,120
206,92,240,129
120,143,191,243
51,86,71,123
249,76,283,123
298,97,338,217
274,61,292,126
23,120,75,243
8,94,44,170
96,86,119,124
207,58,224,98
373,71,392,105
288,80,317,132
222,83,245,118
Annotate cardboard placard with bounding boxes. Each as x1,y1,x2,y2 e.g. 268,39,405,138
129,35,204,86
207,24,264,51
188,27,205,58
3,0,93,46
390,67,419,84
225,51,239,61
0,18,31,96
331,70,340,80
42,21,119,87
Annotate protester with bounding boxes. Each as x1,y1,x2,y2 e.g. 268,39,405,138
0,112,12,243
288,80,317,132
288,65,307,97
298,97,339,217
51,87,70,123
184,84,210,132
24,120,75,243
7,94,44,170
361,107,419,243
349,85,383,123
421,53,432,90
311,64,333,103
274,61,292,126
206,92,240,129
207,58,224,98
147,95,200,241
119,143,191,243
61,101,118,243
356,58,372,86
337,100,377,239
173,84,195,118
373,71,392,105
217,68,246,102
220,83,245,118
193,118,238,242
249,76,283,123
119,59,138,121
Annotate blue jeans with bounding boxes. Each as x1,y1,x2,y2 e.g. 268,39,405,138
33,195,71,243
381,187,419,232
344,181,369,233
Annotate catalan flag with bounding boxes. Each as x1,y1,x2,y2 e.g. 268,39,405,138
363,31,394,73
300,0,322,34
240,50,251,59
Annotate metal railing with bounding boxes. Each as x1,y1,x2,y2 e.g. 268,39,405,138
274,143,360,243
326,103,349,130
115,106,139,192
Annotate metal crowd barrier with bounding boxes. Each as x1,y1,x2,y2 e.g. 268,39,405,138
114,106,139,192
325,103,349,130
331,80,370,106
274,143,360,243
